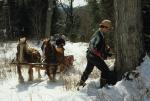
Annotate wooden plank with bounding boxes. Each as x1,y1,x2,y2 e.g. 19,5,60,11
10,62,58,66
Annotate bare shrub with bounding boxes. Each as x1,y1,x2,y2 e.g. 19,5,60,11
63,74,80,91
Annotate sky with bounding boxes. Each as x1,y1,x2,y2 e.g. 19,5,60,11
0,41,150,101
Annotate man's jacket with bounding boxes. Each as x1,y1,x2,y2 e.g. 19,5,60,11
88,29,107,59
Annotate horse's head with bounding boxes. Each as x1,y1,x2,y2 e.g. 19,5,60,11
17,37,28,62
41,38,55,59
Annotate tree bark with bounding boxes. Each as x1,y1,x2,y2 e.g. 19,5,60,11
114,0,144,80
45,0,54,37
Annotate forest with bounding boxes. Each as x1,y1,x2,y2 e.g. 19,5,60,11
0,0,149,80
0,1,150,100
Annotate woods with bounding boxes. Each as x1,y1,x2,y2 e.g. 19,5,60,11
0,0,149,81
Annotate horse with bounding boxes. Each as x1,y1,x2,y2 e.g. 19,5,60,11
16,37,41,83
41,38,65,81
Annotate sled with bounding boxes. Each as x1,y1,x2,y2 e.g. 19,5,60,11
11,55,74,71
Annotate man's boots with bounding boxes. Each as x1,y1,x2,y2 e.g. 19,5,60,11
76,80,86,91
100,78,107,88
77,80,86,87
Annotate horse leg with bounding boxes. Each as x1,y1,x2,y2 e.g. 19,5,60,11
28,65,33,81
17,65,24,83
34,67,41,79
46,66,52,81
52,66,58,81
37,68,41,78
59,64,65,80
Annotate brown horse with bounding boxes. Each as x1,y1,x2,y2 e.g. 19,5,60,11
41,38,65,81
16,37,41,83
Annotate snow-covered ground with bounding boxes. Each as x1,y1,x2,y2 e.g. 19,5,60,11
0,41,150,101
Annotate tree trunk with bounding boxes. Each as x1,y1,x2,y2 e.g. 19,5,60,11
114,0,144,80
45,0,54,37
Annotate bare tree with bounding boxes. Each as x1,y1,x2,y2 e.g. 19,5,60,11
59,0,74,35
45,0,55,37
114,0,144,80
28,0,47,39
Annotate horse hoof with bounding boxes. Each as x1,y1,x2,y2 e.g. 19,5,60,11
38,75,42,78
19,79,24,83
28,78,33,82
51,79,56,82
48,77,52,81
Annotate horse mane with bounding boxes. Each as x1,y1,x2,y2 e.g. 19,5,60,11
41,38,56,51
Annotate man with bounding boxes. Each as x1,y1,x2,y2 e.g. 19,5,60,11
56,37,65,47
53,34,66,47
77,19,116,88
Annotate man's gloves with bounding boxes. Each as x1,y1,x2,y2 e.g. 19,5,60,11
105,45,113,58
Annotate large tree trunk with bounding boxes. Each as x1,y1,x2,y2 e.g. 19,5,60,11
114,0,144,80
45,0,54,37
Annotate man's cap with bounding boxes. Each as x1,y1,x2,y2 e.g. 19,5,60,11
99,19,113,29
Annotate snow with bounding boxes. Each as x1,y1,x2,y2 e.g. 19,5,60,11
61,0,87,7
0,41,150,101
